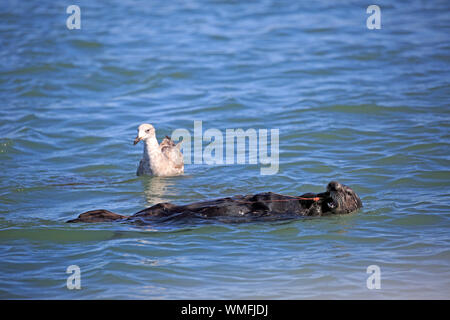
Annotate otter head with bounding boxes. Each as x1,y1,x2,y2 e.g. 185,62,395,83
326,181,362,214
134,123,156,145
327,181,343,193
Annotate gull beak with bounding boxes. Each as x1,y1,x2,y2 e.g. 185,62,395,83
133,136,142,145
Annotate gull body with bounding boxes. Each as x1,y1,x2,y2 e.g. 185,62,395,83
134,124,184,176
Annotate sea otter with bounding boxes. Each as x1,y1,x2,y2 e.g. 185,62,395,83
67,181,362,224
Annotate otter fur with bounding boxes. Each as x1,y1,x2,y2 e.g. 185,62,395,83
67,181,362,224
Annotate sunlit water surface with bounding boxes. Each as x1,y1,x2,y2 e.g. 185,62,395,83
0,0,449,299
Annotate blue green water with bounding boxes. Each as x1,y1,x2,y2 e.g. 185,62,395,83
0,0,449,299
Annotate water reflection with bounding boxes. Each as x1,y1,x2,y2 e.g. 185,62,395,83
141,176,175,205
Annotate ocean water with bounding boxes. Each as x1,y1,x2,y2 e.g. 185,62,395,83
0,0,449,299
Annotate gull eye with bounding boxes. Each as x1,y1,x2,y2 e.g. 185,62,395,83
145,129,150,133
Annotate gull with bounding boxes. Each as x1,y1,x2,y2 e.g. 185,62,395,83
133,123,184,176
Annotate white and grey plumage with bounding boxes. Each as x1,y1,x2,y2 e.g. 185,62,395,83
134,123,184,176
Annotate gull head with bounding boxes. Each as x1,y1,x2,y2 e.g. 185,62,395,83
134,123,156,145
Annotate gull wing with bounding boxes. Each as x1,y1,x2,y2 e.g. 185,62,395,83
160,136,184,169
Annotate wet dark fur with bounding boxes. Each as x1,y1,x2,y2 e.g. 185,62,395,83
67,181,362,224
